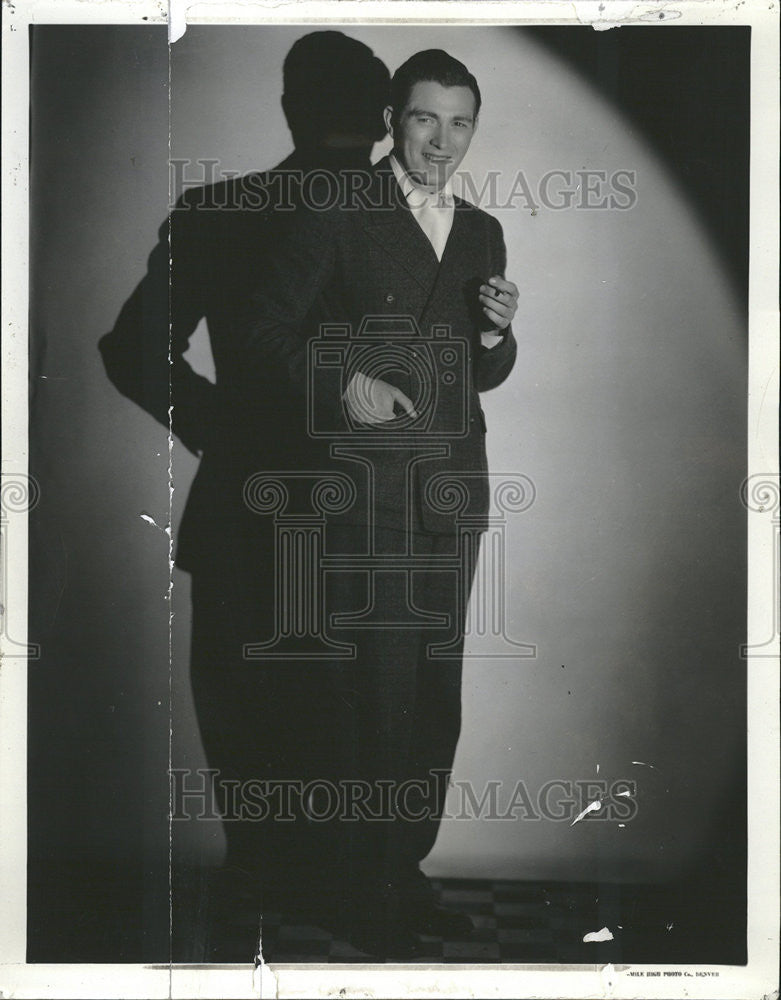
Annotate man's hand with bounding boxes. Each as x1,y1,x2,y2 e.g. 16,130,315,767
479,275,518,331
343,370,418,425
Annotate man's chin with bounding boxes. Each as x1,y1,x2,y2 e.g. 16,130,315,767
413,164,455,190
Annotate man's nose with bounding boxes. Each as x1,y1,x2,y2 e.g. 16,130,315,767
430,125,448,149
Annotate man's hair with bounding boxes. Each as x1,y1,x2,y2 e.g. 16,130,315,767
389,49,481,126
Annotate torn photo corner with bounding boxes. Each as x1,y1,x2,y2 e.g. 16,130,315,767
2,1,779,998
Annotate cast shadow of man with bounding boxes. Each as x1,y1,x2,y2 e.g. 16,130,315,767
98,31,390,961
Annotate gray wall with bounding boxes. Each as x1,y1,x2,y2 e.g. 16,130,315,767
29,25,746,887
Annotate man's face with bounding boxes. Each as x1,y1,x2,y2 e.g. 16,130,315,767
385,80,477,191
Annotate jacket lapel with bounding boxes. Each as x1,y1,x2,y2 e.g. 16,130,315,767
361,157,440,292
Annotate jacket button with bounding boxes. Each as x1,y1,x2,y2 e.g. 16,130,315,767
470,416,475,423
385,293,395,304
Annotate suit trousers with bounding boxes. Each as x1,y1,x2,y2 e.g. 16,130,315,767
323,524,481,909
183,518,481,919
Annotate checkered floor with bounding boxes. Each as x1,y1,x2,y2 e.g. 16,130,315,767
256,881,557,963
186,876,682,964
27,852,745,964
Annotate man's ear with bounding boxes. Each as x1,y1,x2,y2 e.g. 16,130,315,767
383,105,394,139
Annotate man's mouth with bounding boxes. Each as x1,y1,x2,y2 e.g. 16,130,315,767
423,153,452,164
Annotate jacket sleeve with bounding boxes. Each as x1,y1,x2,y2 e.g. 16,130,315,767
475,213,518,393
98,193,218,455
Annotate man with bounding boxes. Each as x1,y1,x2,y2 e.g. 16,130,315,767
98,31,391,960
242,48,519,958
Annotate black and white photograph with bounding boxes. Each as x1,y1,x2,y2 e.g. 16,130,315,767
1,1,778,997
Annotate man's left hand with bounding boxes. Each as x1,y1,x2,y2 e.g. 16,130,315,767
479,275,518,331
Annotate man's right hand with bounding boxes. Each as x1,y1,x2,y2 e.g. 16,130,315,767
343,370,418,424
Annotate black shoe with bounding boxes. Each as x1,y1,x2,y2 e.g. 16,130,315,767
403,901,474,939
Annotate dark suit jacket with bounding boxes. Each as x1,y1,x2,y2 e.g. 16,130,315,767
241,155,517,536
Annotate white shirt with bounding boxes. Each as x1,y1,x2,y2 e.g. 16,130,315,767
390,154,454,261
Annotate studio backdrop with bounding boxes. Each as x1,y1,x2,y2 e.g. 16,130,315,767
28,23,747,959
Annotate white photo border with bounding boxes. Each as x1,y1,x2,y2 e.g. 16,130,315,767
1,1,778,997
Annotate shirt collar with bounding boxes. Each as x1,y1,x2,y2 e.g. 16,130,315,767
389,154,454,209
